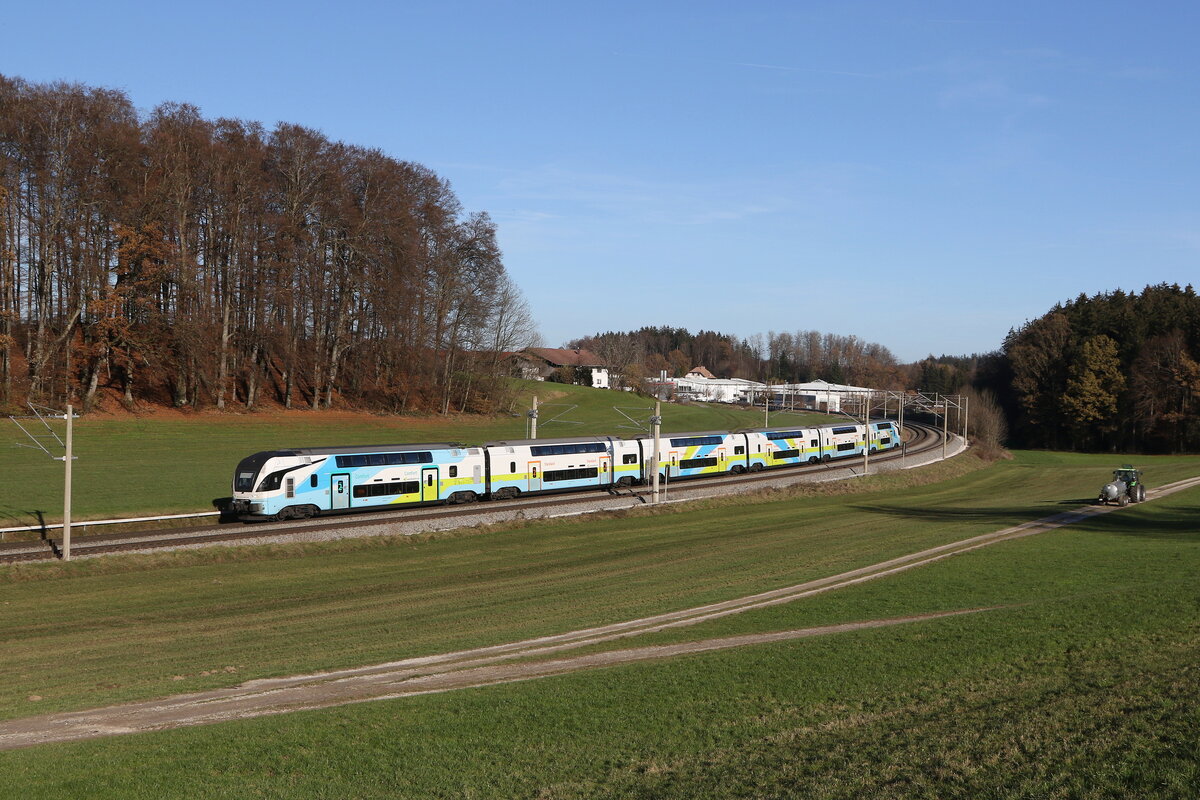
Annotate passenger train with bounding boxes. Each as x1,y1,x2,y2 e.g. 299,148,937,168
228,420,901,521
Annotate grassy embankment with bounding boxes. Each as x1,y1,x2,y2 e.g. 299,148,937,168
0,381,829,528
1,449,1198,797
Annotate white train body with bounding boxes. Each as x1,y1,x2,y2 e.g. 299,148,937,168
229,420,902,520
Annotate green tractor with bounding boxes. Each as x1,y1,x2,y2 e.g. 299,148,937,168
1097,465,1146,507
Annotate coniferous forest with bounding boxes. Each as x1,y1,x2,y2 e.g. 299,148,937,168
992,284,1200,453
0,75,537,415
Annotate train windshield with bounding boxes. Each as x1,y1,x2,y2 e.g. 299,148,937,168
233,451,286,493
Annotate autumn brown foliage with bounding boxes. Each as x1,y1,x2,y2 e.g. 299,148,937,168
0,75,537,414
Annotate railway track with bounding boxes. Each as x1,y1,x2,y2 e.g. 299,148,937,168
0,422,948,564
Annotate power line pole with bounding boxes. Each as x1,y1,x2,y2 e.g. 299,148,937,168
8,404,77,560
940,394,948,461
528,395,538,440
650,399,662,505
62,404,73,561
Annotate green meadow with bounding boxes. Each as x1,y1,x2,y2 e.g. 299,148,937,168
1,447,1198,797
0,381,830,527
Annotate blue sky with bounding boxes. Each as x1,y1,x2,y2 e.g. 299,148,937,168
5,1,1197,361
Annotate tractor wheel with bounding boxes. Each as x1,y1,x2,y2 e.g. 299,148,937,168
1137,485,1146,502
1118,494,1129,507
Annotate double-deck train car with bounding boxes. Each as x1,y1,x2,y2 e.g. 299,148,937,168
229,419,904,521
633,430,748,481
484,435,636,499
744,427,823,468
228,442,485,520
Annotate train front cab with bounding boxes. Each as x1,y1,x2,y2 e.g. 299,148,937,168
868,420,900,453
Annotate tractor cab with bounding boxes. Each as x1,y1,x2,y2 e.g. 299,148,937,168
1113,466,1142,487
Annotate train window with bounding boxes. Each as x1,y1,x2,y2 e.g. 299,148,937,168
310,474,318,488
367,454,386,466
836,443,856,452
543,467,599,482
679,457,718,470
236,472,255,492
285,478,295,498
256,468,291,492
352,480,420,499
832,426,858,435
449,466,458,478
623,454,637,464
510,461,516,473
766,431,803,440
881,437,891,445
669,435,723,447
810,439,818,447
774,449,799,459
426,474,433,486
531,442,605,457
734,446,745,455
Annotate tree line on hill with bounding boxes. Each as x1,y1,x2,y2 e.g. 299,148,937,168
568,327,907,389
0,74,538,415
924,284,1200,453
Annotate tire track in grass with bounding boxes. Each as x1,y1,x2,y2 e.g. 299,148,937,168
3,473,1197,750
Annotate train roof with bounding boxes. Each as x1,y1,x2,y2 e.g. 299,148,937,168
256,443,466,458
631,429,737,439
484,435,618,447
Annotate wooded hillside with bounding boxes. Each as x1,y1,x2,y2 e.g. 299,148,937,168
986,284,1200,452
0,75,536,415
569,327,906,389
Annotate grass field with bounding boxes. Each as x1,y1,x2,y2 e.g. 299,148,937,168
1,447,1198,797
0,381,830,527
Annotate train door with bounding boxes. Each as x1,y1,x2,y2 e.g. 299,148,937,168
669,450,679,478
718,448,726,470
331,474,350,510
599,455,611,485
528,461,542,492
421,467,438,502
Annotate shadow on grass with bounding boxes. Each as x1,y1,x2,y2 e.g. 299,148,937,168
1074,506,1200,540
850,503,1063,526
212,496,241,524
854,501,1200,541
35,510,60,558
